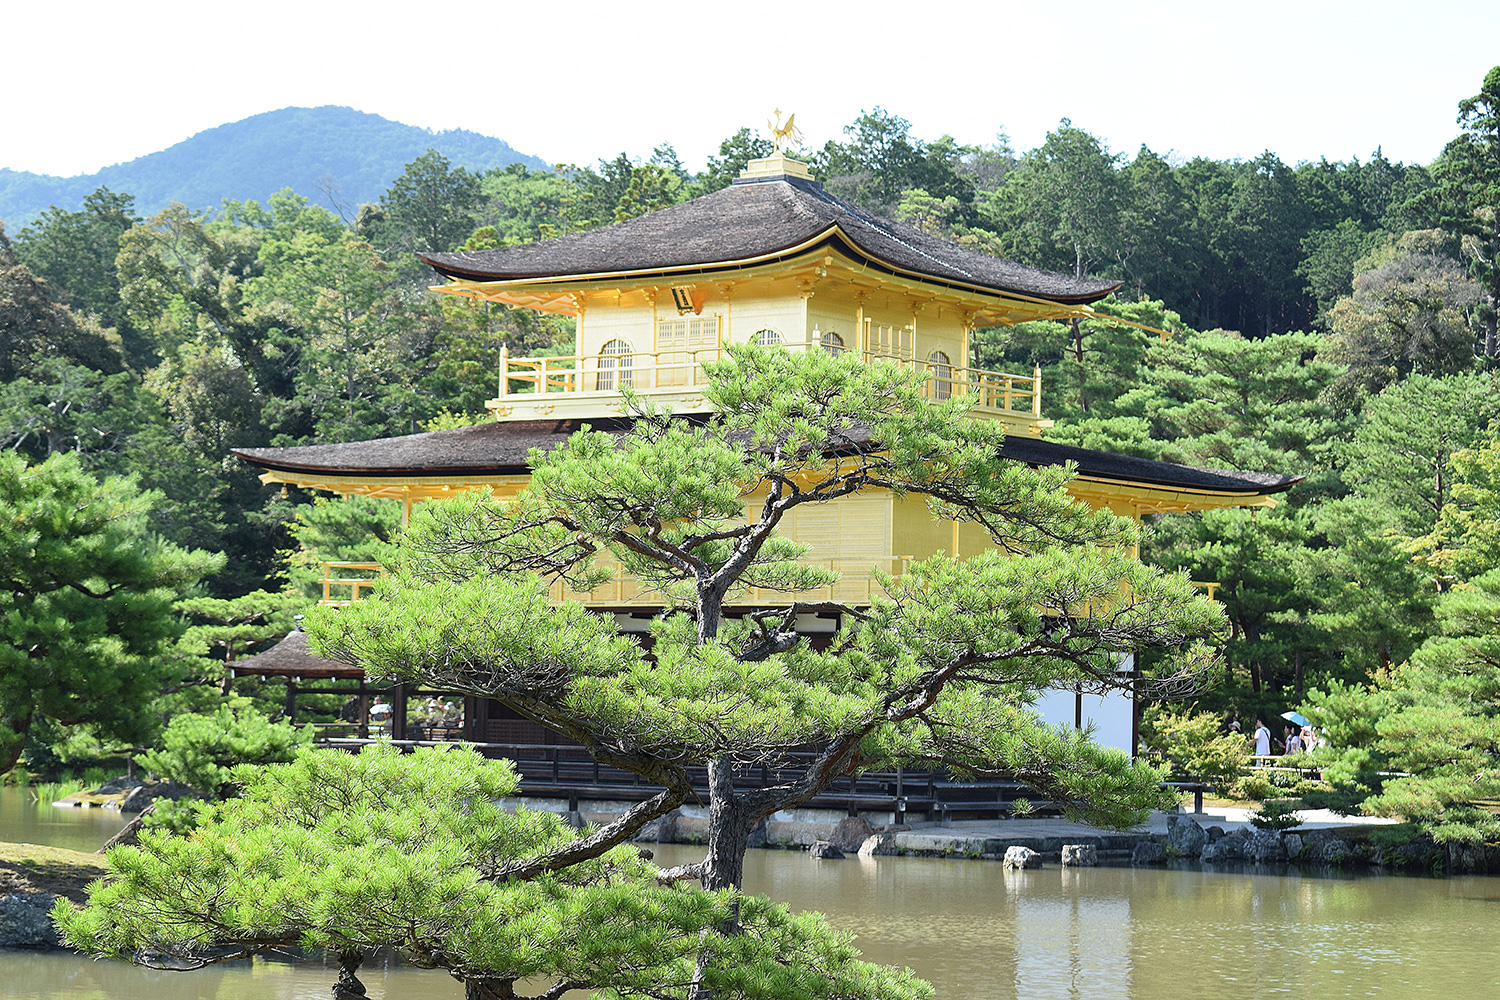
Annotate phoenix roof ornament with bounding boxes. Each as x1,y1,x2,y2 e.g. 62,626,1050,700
767,109,803,153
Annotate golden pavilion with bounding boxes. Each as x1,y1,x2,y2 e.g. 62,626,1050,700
232,150,1298,758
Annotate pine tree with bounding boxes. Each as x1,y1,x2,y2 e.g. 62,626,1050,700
309,345,1220,994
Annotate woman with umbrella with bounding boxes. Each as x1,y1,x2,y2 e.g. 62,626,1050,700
1283,711,1317,752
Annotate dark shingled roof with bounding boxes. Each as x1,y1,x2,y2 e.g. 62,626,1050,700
233,419,629,477
234,418,1300,497
418,174,1120,305
230,630,362,679
997,437,1300,496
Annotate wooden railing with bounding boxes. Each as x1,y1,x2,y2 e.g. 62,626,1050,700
494,346,1042,418
552,555,917,607
314,738,1061,821
865,352,1041,416
323,556,1210,612
319,561,384,606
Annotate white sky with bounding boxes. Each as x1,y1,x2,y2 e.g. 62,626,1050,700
4,0,1497,178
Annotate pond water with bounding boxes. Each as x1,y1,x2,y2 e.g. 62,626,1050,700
0,786,130,855
6,793,1500,999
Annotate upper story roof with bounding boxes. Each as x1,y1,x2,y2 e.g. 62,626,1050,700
418,164,1120,306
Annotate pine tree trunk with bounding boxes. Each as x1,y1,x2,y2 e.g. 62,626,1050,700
687,755,760,1000
331,951,367,1000
1243,621,1262,694
700,756,752,894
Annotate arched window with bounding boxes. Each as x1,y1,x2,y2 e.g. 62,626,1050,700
752,328,783,347
928,350,953,401
820,330,845,356
598,338,633,391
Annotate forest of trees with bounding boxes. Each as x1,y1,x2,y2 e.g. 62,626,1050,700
4,68,1500,839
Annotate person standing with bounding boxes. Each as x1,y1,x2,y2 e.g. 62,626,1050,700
1253,718,1272,765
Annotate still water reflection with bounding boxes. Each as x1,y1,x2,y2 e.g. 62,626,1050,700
0,787,129,854
5,796,1499,999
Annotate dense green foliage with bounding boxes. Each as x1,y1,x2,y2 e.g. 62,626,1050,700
1140,705,1249,793
0,452,220,771
135,704,311,800
58,744,930,1000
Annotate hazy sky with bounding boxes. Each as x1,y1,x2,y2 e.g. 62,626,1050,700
6,0,1497,178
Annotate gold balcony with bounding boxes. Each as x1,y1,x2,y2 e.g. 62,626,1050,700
319,561,384,606
486,346,1046,432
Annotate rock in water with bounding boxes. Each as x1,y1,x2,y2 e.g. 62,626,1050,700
809,840,845,859
1245,829,1288,863
1061,844,1098,867
829,816,876,852
0,894,62,949
1132,840,1167,865
1003,846,1042,869
1283,833,1303,859
119,779,199,814
1165,814,1208,857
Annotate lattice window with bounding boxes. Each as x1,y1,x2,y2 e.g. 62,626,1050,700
821,330,846,356
866,320,914,359
929,350,953,400
657,316,720,351
752,328,783,347
598,338,633,391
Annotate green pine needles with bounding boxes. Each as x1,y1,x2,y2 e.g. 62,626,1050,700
57,744,929,1000
310,343,1221,897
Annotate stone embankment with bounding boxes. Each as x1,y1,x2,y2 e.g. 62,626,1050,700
795,811,1499,875
1140,813,1500,872
0,844,107,950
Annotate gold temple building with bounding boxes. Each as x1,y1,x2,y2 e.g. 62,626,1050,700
232,150,1298,768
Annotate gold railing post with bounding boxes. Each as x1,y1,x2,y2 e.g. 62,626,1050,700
1032,365,1042,416
498,347,509,397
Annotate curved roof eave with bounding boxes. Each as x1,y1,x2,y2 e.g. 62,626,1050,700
422,229,1120,309
232,420,1301,505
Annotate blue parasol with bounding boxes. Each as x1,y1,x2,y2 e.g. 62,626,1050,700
1281,710,1310,727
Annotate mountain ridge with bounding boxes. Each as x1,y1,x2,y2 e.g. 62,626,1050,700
0,106,549,228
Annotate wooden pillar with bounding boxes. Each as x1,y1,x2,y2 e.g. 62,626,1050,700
392,683,408,740
465,696,480,742
285,678,297,724
357,678,369,739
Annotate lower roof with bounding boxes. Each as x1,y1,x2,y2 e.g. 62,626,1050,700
232,418,1300,504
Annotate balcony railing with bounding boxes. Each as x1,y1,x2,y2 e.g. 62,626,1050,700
319,561,384,606
322,559,1211,612
548,555,918,607
493,347,1042,418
